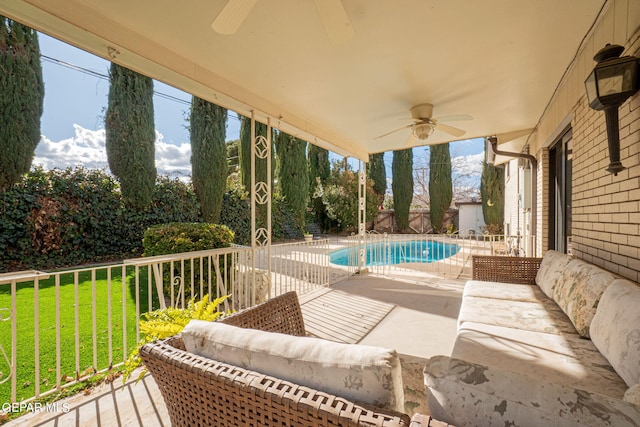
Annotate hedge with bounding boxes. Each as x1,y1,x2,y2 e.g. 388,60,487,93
0,167,301,273
142,222,234,256
0,168,199,272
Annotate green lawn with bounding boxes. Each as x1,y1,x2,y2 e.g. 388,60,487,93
0,266,160,404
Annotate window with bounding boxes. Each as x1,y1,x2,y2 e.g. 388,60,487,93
548,128,572,254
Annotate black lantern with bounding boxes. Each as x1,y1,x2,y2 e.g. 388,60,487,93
584,44,639,175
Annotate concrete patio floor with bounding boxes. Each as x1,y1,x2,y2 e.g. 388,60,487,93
6,273,464,426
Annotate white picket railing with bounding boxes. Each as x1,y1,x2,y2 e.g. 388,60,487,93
0,241,330,405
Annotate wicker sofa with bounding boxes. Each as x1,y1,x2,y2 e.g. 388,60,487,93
424,252,640,427
140,291,450,427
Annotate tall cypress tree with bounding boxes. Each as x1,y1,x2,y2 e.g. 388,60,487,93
190,97,227,223
308,144,331,231
368,152,386,206
392,149,413,232
0,17,44,190
276,132,309,228
429,143,453,233
480,159,505,231
105,63,156,209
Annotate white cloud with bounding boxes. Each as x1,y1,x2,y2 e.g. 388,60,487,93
34,124,193,179
34,125,108,170
154,130,192,178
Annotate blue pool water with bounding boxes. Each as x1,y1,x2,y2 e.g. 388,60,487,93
329,240,460,266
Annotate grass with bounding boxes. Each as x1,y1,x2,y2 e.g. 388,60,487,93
0,265,160,406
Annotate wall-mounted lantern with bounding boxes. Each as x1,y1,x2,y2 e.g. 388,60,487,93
584,44,639,175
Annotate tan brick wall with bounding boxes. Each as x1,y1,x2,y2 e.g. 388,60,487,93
571,88,640,282
537,149,549,256
527,0,640,281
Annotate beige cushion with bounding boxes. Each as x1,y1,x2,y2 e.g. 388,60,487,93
625,384,640,406
425,355,640,427
463,280,547,303
182,320,405,412
553,258,616,338
457,295,578,336
590,279,640,387
535,250,571,298
452,322,627,399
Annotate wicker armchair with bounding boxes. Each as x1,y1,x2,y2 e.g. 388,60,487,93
140,291,448,426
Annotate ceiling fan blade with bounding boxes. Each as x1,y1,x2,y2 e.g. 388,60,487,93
434,122,466,137
435,114,473,122
405,132,418,147
313,0,354,45
374,124,412,140
211,0,258,35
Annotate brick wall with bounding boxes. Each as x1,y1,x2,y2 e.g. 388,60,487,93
571,86,640,282
528,0,640,281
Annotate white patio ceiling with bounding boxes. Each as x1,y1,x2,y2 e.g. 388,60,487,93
0,0,605,161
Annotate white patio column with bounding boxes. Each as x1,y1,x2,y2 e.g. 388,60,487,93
357,160,367,273
250,113,272,302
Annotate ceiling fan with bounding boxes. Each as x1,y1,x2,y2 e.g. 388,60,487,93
211,0,354,45
375,103,472,146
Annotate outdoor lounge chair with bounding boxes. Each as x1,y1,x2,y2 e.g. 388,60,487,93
140,291,447,426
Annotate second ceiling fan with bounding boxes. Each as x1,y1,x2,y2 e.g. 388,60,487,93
211,0,354,45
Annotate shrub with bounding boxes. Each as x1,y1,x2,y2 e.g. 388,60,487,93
142,222,234,301
219,184,251,246
272,194,304,241
317,165,378,232
122,294,230,382
143,222,233,256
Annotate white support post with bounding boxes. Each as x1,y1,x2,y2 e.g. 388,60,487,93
250,112,272,302
250,114,256,305
266,119,272,299
358,160,367,273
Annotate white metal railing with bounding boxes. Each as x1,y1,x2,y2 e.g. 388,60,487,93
253,239,330,298
0,242,329,405
123,246,255,312
340,233,532,279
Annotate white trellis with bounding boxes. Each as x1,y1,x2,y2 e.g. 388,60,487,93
357,160,367,273
250,113,272,301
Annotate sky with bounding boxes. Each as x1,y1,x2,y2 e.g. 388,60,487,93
34,33,485,188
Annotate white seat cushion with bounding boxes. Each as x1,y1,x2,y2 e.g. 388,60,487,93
463,280,546,303
457,295,578,336
590,279,640,387
452,322,627,399
535,250,572,298
181,320,405,412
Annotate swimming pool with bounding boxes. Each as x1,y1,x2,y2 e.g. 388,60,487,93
329,239,460,266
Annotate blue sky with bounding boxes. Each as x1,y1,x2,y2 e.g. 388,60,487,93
35,33,484,184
